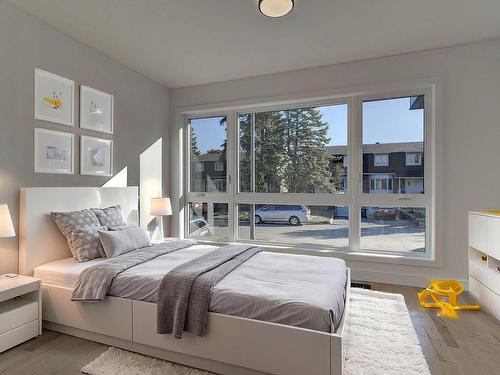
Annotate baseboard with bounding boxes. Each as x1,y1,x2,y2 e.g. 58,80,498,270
351,268,469,290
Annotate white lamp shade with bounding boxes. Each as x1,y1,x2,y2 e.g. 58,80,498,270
0,204,16,238
151,197,172,216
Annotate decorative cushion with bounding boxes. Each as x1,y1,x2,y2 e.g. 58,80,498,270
51,209,101,258
98,227,151,258
68,226,108,262
92,205,127,228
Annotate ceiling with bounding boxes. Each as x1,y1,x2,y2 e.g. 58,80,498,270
9,0,500,88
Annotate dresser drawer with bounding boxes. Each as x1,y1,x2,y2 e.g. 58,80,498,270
487,268,500,296
469,214,488,251
0,320,38,353
487,218,500,259
469,261,488,286
0,298,38,335
470,277,500,321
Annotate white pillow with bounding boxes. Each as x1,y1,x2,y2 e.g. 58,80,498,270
98,227,151,258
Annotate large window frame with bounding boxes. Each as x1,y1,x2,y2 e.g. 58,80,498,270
182,86,435,261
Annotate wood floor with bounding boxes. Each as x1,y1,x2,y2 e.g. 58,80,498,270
0,283,498,375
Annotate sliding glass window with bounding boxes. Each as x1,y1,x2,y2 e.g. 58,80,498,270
184,88,433,259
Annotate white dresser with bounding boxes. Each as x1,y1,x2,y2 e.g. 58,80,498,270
468,211,500,321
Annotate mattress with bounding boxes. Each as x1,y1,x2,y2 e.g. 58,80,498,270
35,244,347,333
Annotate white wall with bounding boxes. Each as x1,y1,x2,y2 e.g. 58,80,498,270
170,39,500,286
0,2,170,274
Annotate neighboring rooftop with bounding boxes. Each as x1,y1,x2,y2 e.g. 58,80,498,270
326,142,423,155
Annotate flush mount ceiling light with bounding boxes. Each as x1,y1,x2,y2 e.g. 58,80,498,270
259,0,294,18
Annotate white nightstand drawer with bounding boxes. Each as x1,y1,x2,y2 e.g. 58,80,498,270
0,320,38,353
0,298,38,335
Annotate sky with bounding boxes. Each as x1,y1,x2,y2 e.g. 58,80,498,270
190,97,424,153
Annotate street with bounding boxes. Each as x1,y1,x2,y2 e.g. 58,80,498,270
207,216,426,253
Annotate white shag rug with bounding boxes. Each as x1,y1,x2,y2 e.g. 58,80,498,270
82,288,430,375
344,288,430,375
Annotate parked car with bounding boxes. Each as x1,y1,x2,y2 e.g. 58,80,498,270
255,204,311,226
365,207,397,220
189,218,212,237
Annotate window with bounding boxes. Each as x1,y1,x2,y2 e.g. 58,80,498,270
184,90,432,259
238,204,349,249
362,96,424,195
214,161,225,171
361,207,426,253
406,152,422,166
374,154,389,166
194,162,204,172
239,104,348,194
188,202,229,239
369,175,393,193
360,94,429,256
189,116,227,193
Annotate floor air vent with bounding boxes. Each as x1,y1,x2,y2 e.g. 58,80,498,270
351,282,372,290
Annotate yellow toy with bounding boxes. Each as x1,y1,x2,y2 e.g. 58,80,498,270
417,280,480,319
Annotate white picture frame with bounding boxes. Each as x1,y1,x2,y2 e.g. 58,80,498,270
80,135,113,176
34,69,74,127
34,128,74,174
80,85,114,134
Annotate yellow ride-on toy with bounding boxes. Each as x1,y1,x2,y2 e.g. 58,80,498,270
417,280,480,318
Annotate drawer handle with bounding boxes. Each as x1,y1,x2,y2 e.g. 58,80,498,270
481,255,488,262
497,266,500,273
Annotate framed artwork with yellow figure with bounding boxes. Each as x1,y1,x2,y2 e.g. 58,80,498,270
34,68,74,127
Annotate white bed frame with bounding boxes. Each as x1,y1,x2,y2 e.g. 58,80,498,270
19,187,351,375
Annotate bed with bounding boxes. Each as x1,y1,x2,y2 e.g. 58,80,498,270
19,187,351,375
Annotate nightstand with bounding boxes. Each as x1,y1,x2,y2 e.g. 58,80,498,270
0,275,41,352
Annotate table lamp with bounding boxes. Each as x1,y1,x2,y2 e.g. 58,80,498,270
0,204,16,277
150,197,172,239
0,204,15,238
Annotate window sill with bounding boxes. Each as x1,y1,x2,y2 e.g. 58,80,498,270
193,239,439,268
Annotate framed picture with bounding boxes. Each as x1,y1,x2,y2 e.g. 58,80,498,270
34,69,74,126
81,136,113,176
80,85,113,134
34,128,74,174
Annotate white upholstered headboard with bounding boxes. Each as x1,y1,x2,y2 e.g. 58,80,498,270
19,187,139,276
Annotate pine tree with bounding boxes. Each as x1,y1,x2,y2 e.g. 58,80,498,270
239,114,252,192
190,127,201,157
255,111,287,193
280,108,333,193
238,107,339,193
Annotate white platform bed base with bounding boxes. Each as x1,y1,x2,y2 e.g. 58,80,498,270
20,187,350,375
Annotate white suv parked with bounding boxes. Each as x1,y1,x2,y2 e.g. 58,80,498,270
255,205,311,226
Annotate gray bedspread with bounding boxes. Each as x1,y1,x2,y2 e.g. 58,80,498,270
71,240,195,301
157,244,261,338
72,242,347,333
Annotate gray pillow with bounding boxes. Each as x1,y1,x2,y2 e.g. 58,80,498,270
68,226,108,262
92,205,127,228
51,209,101,257
98,227,151,258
